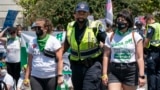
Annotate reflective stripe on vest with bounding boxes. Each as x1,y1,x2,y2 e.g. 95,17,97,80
148,23,160,47
67,20,102,61
70,47,101,58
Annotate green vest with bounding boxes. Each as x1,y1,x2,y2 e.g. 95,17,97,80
147,23,160,48
66,20,102,61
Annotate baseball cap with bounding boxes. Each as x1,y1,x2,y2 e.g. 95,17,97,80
75,2,89,12
135,21,143,26
31,22,37,29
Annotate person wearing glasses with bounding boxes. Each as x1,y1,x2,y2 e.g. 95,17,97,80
0,27,21,86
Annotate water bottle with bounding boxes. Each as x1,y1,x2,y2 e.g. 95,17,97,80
136,86,145,90
21,83,31,90
56,80,68,90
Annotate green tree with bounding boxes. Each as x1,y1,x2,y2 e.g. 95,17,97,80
15,0,160,28
113,0,160,21
15,0,105,28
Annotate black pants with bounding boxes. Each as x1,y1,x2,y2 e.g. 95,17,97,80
30,76,57,90
6,62,20,85
146,50,160,90
71,61,105,90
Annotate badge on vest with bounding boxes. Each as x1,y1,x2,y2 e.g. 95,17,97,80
98,25,105,32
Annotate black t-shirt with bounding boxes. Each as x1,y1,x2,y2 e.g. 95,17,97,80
74,20,107,45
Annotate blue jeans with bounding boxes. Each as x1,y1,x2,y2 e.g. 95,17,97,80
146,51,160,90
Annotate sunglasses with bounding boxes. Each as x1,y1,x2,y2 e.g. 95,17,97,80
32,26,42,30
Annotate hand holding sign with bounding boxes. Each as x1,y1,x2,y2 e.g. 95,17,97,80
2,27,9,32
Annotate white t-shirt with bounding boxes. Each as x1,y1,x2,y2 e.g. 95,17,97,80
6,37,21,63
0,73,14,90
106,32,113,38
105,31,142,63
28,35,61,78
0,41,6,53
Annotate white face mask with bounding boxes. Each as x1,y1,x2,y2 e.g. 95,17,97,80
0,69,7,76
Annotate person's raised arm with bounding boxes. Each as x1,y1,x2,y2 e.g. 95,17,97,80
0,27,8,42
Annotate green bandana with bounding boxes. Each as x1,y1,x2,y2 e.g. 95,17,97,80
37,34,50,51
115,28,132,36
8,36,19,41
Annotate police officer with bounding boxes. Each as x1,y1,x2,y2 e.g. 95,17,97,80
63,2,107,90
135,21,145,39
144,14,160,90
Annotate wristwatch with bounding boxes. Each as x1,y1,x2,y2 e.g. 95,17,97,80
57,74,63,77
139,75,145,79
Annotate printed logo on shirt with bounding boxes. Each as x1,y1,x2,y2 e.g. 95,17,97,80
32,44,40,55
114,48,132,60
147,28,152,33
32,44,37,48
111,38,132,47
99,25,105,32
33,49,40,55
7,49,19,53
111,38,134,62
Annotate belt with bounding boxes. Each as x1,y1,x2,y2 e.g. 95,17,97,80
70,57,99,67
148,45,160,52
111,62,136,66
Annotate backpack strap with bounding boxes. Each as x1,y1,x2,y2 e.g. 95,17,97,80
132,31,138,59
110,32,115,42
0,80,7,90
132,31,136,47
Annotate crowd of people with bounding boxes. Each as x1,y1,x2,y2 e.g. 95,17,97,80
0,1,160,90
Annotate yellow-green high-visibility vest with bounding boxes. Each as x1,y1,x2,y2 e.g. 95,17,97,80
66,20,102,61
146,23,160,48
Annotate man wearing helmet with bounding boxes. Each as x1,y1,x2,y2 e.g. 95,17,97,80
63,2,107,90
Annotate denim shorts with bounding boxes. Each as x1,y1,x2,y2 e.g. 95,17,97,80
108,62,138,86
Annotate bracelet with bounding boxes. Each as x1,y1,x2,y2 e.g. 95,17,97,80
23,79,30,84
101,74,108,80
57,74,63,77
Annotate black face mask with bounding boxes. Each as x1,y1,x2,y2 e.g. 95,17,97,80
136,25,142,30
34,26,43,37
117,21,128,30
77,18,87,24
